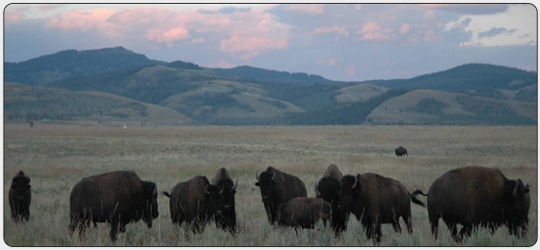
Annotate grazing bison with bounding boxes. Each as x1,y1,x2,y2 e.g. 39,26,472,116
255,166,308,224
69,171,158,241
336,173,425,243
163,175,220,233
314,164,343,229
212,168,238,233
276,197,331,230
395,146,408,157
9,170,32,223
411,166,531,242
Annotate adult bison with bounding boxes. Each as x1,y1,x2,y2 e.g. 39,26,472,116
212,168,238,233
255,166,307,224
9,170,32,223
163,175,220,233
276,197,331,230
395,146,408,157
69,170,158,241
314,164,342,229
336,173,425,243
411,166,531,242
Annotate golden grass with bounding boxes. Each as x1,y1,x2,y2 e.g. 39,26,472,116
3,124,537,246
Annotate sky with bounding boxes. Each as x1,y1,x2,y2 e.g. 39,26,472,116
4,3,537,82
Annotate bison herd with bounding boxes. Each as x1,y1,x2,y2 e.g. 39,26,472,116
8,164,531,244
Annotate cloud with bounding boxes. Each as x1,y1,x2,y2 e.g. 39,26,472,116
356,22,394,41
283,4,324,15
354,4,362,11
312,26,349,41
220,36,288,59
477,27,517,39
419,4,508,15
48,9,117,32
192,38,206,44
37,4,65,11
399,24,410,34
317,58,337,66
218,7,251,14
147,27,190,46
424,30,442,42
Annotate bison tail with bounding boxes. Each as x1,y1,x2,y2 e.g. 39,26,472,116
162,191,171,198
411,189,428,197
409,194,426,208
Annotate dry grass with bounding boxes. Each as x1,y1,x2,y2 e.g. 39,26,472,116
3,124,537,246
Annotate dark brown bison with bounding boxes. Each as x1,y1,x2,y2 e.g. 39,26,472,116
255,166,308,224
162,175,220,233
212,168,238,233
9,170,32,223
395,146,407,157
276,197,331,230
411,166,531,242
69,170,158,241
314,164,342,229
336,173,425,243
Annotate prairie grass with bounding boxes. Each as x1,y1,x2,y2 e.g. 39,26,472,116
3,124,537,246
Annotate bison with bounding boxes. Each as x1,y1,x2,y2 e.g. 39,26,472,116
314,164,342,229
163,175,220,233
336,173,425,243
276,197,331,230
212,168,238,233
9,170,32,223
255,166,307,224
411,166,531,242
395,146,408,157
69,170,158,241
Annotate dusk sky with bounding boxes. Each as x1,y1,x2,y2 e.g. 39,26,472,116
4,3,537,81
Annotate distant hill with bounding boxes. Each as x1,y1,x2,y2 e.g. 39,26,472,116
372,63,537,91
4,82,193,126
4,46,166,85
213,65,338,85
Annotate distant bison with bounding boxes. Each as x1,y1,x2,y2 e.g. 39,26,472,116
255,166,307,224
9,170,32,223
163,175,220,233
395,146,408,157
412,166,531,242
276,197,331,230
213,168,238,233
336,173,425,243
69,171,158,241
314,164,343,229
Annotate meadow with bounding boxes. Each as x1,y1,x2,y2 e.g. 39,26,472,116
3,124,537,246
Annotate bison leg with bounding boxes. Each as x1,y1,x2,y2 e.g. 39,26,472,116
392,221,402,234
446,222,459,242
428,209,439,239
109,217,120,242
458,224,472,241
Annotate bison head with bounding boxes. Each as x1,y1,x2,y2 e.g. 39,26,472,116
142,181,158,228
11,174,31,205
332,174,360,234
315,177,341,204
204,184,221,218
217,178,238,215
255,169,276,204
503,179,531,237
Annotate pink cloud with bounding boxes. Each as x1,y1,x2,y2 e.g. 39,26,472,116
220,35,288,59
147,27,190,46
399,24,410,34
418,4,508,15
346,67,356,76
354,4,362,11
192,38,206,44
356,22,394,41
37,4,65,11
283,4,324,15
317,58,337,66
424,10,434,18
424,30,442,42
48,9,117,32
312,26,349,37
5,12,24,22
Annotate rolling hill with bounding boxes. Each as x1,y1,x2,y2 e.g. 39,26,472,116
4,82,193,126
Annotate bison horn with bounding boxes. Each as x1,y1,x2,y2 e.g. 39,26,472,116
256,171,260,181
271,169,276,181
233,178,238,190
314,182,321,197
153,182,157,196
205,184,210,195
352,175,359,189
513,179,521,198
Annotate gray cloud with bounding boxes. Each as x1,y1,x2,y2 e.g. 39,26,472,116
218,7,251,14
477,27,517,39
420,4,509,15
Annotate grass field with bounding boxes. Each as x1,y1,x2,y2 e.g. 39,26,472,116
3,124,537,246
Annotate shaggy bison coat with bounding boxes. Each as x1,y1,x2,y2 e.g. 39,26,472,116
412,166,531,242
276,197,331,229
212,168,238,233
314,164,343,229
336,173,425,243
163,175,220,233
255,166,308,224
69,171,158,241
9,170,32,223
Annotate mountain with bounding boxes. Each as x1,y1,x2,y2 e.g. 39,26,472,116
4,46,167,85
371,63,537,91
4,82,193,126
213,65,338,85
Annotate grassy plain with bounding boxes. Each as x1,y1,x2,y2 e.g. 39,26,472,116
3,124,537,246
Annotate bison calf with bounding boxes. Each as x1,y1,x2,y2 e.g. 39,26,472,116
276,197,331,230
69,171,158,242
163,175,220,233
213,168,238,233
9,170,32,223
412,166,531,242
